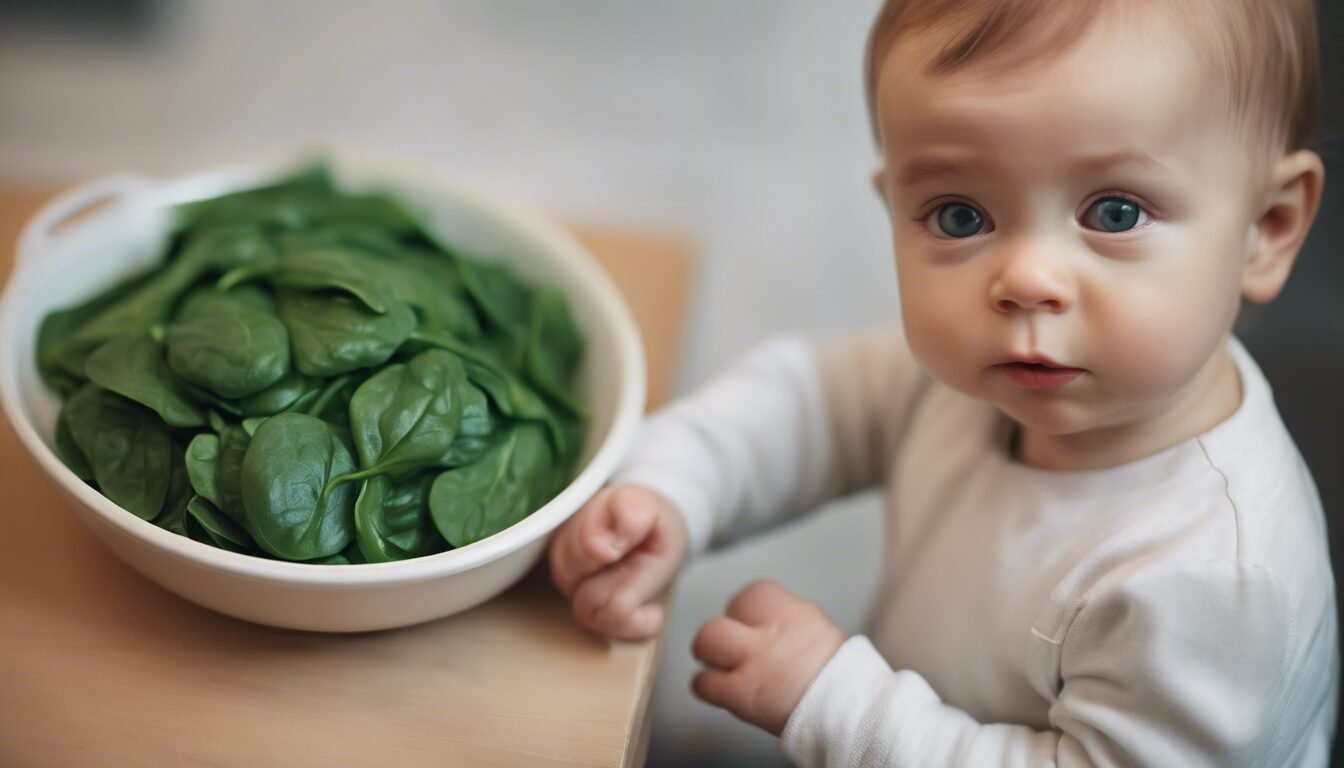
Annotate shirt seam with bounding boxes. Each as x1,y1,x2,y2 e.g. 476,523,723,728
1195,433,1246,564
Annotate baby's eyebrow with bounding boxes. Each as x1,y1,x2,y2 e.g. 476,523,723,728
896,156,972,188
896,150,1172,187
1068,150,1172,177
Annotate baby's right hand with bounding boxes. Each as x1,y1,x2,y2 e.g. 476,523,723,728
548,484,688,641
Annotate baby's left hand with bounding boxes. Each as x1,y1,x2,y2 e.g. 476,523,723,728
690,580,846,736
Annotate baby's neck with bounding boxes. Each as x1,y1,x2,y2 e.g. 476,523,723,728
1012,347,1243,471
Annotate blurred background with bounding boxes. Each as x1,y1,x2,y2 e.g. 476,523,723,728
1,2,1339,766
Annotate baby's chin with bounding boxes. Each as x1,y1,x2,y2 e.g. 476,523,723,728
990,399,1099,438
946,371,1106,437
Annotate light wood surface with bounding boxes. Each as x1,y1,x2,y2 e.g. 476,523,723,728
0,186,694,768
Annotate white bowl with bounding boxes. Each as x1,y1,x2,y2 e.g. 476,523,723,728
0,149,646,632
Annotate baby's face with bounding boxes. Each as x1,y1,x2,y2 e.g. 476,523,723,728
874,16,1263,441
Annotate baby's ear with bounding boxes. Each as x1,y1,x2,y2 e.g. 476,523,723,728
870,168,888,202
1243,149,1325,303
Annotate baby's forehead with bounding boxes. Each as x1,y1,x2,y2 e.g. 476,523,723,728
875,25,1274,193
874,13,1256,158
866,0,1311,166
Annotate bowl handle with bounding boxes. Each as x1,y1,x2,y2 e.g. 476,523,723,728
18,175,152,269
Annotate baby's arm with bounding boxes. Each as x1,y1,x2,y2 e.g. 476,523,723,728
549,328,928,639
775,560,1331,768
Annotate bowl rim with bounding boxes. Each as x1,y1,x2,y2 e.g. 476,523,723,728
0,146,646,586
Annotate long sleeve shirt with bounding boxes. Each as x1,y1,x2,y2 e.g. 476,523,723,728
610,328,1338,767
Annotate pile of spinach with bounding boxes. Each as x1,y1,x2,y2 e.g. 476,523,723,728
39,165,588,564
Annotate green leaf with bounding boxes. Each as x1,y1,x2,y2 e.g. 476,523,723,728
51,226,273,379
461,352,567,456
338,349,468,485
187,496,262,553
214,425,251,526
54,405,95,482
240,413,357,560
165,286,291,399
429,423,555,547
63,385,172,521
379,249,480,338
269,241,395,314
459,258,529,335
159,447,195,534
234,369,313,416
439,381,495,466
184,433,222,507
37,264,157,393
354,473,446,563
175,165,334,231
279,290,416,377
156,467,194,538
85,336,207,428
525,286,588,419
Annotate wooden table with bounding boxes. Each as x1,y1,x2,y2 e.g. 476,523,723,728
0,186,694,767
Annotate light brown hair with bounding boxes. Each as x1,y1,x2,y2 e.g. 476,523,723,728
864,0,1322,157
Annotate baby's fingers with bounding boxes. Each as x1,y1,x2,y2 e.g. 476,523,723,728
692,616,754,671
583,485,659,562
692,668,743,714
550,486,659,597
572,549,678,640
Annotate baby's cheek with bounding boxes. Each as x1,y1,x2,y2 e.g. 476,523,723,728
900,281,975,388
1090,285,1219,398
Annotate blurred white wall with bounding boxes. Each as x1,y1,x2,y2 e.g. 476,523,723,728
0,3,893,765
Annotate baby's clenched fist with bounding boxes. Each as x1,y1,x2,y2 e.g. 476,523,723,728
549,484,688,641
691,580,846,736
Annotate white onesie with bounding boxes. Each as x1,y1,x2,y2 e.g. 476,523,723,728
612,329,1338,767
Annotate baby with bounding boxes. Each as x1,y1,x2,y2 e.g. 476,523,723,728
550,0,1338,764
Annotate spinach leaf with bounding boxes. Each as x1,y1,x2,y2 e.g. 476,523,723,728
525,286,587,419
54,405,95,482
439,381,494,467
459,258,529,335
268,241,395,314
453,346,567,456
175,164,333,231
187,496,262,554
335,349,469,486
240,413,357,560
278,290,415,377
378,250,480,338
404,329,567,455
354,473,446,563
234,369,313,416
184,433,221,507
159,447,195,534
429,423,555,547
214,425,251,526
51,226,274,379
302,373,355,421
85,336,206,428
63,385,172,521
165,286,290,398
154,446,195,538
37,264,157,395
157,494,191,537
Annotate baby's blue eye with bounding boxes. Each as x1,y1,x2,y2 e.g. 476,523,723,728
1084,197,1145,232
931,203,986,238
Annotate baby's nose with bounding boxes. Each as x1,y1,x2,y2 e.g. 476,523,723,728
988,245,1075,314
